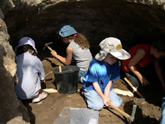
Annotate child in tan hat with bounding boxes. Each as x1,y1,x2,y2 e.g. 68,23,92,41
82,37,130,110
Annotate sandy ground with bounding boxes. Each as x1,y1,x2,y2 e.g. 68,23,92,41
22,57,164,124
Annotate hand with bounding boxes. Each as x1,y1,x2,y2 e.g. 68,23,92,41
102,96,111,107
41,79,45,83
51,50,57,57
139,76,150,86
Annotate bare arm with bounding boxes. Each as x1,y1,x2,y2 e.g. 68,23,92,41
93,82,111,106
51,46,73,65
154,59,165,89
128,49,150,86
104,80,112,98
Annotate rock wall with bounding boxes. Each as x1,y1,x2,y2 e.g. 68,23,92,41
4,0,165,57
127,0,165,9
0,19,30,124
0,0,165,19
0,0,15,19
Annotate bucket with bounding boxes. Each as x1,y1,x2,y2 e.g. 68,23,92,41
53,65,79,94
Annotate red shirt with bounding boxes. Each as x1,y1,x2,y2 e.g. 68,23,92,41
122,44,154,72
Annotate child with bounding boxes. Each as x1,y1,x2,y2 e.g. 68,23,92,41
160,97,165,124
14,37,48,103
122,40,165,90
82,37,131,110
51,25,93,82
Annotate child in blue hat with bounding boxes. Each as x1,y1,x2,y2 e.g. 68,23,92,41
14,37,48,103
51,25,93,83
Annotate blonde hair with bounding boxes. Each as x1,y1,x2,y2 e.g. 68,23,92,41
73,33,90,49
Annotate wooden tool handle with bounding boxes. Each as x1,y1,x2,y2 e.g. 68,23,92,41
124,77,144,98
135,90,144,98
45,71,53,77
124,77,135,89
47,46,53,52
59,65,62,73
107,102,130,118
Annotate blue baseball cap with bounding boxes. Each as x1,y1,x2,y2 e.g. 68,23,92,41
15,37,37,53
59,25,77,37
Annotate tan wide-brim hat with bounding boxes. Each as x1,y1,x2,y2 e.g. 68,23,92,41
95,37,131,61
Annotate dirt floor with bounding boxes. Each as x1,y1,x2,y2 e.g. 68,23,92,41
22,57,164,124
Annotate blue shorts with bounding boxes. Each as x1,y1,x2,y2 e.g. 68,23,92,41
79,70,87,83
84,89,123,110
160,97,165,124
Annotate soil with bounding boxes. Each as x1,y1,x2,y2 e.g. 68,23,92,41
22,57,164,124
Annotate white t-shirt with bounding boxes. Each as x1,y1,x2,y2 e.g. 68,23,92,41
69,41,93,71
14,53,45,99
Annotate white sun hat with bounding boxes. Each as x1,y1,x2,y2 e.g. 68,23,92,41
15,37,37,53
95,37,131,61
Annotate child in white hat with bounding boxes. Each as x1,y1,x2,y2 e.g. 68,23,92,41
82,37,130,110
14,37,48,103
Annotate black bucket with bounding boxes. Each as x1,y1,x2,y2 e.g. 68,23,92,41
53,65,79,94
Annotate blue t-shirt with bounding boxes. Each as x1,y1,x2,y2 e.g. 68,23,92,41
82,59,120,92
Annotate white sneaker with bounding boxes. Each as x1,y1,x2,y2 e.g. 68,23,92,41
32,91,48,103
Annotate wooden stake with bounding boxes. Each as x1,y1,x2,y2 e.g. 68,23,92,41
59,65,62,73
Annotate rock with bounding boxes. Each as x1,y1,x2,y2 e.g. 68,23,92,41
0,18,30,124
7,116,30,124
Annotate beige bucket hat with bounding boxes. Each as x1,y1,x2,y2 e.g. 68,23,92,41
95,37,131,61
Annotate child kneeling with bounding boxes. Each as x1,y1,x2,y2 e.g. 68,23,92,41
82,37,130,110
14,37,48,103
